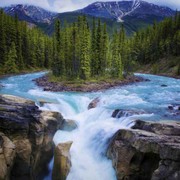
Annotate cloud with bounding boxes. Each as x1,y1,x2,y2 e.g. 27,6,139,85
0,0,179,12
53,0,88,12
145,0,180,10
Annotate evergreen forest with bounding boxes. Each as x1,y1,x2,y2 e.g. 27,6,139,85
0,9,179,79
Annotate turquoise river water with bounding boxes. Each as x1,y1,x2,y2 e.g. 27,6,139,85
0,72,179,180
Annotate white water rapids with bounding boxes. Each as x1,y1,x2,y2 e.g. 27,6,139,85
0,72,179,180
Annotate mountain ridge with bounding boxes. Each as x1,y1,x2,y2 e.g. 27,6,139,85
3,4,57,24
77,0,175,22
1,1,176,35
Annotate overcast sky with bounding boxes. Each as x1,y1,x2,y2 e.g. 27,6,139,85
0,0,179,12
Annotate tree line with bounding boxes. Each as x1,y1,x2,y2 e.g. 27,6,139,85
0,9,53,74
127,11,180,73
0,9,179,78
51,11,180,79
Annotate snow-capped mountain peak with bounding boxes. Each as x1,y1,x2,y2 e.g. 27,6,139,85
3,4,57,24
77,0,175,22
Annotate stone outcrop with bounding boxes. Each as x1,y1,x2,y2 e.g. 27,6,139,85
52,141,73,180
0,94,64,179
107,120,180,180
88,97,100,110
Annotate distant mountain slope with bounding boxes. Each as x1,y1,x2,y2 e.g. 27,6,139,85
46,11,154,36
77,0,175,22
1,1,176,36
45,0,176,35
3,4,57,24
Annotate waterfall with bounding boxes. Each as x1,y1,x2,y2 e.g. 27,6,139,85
0,72,179,180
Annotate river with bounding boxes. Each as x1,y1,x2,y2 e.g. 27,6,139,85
0,72,179,180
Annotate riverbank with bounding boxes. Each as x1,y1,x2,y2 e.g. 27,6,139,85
138,56,180,79
34,74,146,92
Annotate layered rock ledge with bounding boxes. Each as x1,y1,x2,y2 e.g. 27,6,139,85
107,120,180,180
0,94,64,179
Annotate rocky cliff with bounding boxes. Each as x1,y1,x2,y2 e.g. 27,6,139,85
0,94,64,179
107,120,180,180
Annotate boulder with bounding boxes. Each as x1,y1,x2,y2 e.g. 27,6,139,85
88,97,100,110
107,120,180,180
0,94,64,179
132,120,180,136
161,84,168,87
38,99,57,107
168,105,174,110
0,84,4,88
52,141,73,180
61,119,78,131
112,109,146,118
167,104,180,116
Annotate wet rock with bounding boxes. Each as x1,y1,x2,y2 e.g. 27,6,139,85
38,99,57,107
0,94,64,179
0,84,4,88
61,119,78,131
112,109,146,118
161,84,168,87
88,97,100,110
167,104,180,117
168,105,174,110
107,120,180,180
53,141,73,180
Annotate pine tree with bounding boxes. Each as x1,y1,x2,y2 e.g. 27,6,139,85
91,17,97,76
4,42,18,73
96,19,102,75
101,23,108,76
71,23,79,77
111,31,123,78
79,16,91,80
0,10,7,66
55,19,61,50
15,14,24,70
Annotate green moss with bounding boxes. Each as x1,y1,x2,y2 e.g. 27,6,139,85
0,107,6,111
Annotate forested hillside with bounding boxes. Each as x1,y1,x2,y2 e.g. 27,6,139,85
0,11,126,80
0,9,179,79
128,11,180,76
0,9,53,74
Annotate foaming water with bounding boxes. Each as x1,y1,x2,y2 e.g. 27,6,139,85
0,72,180,180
